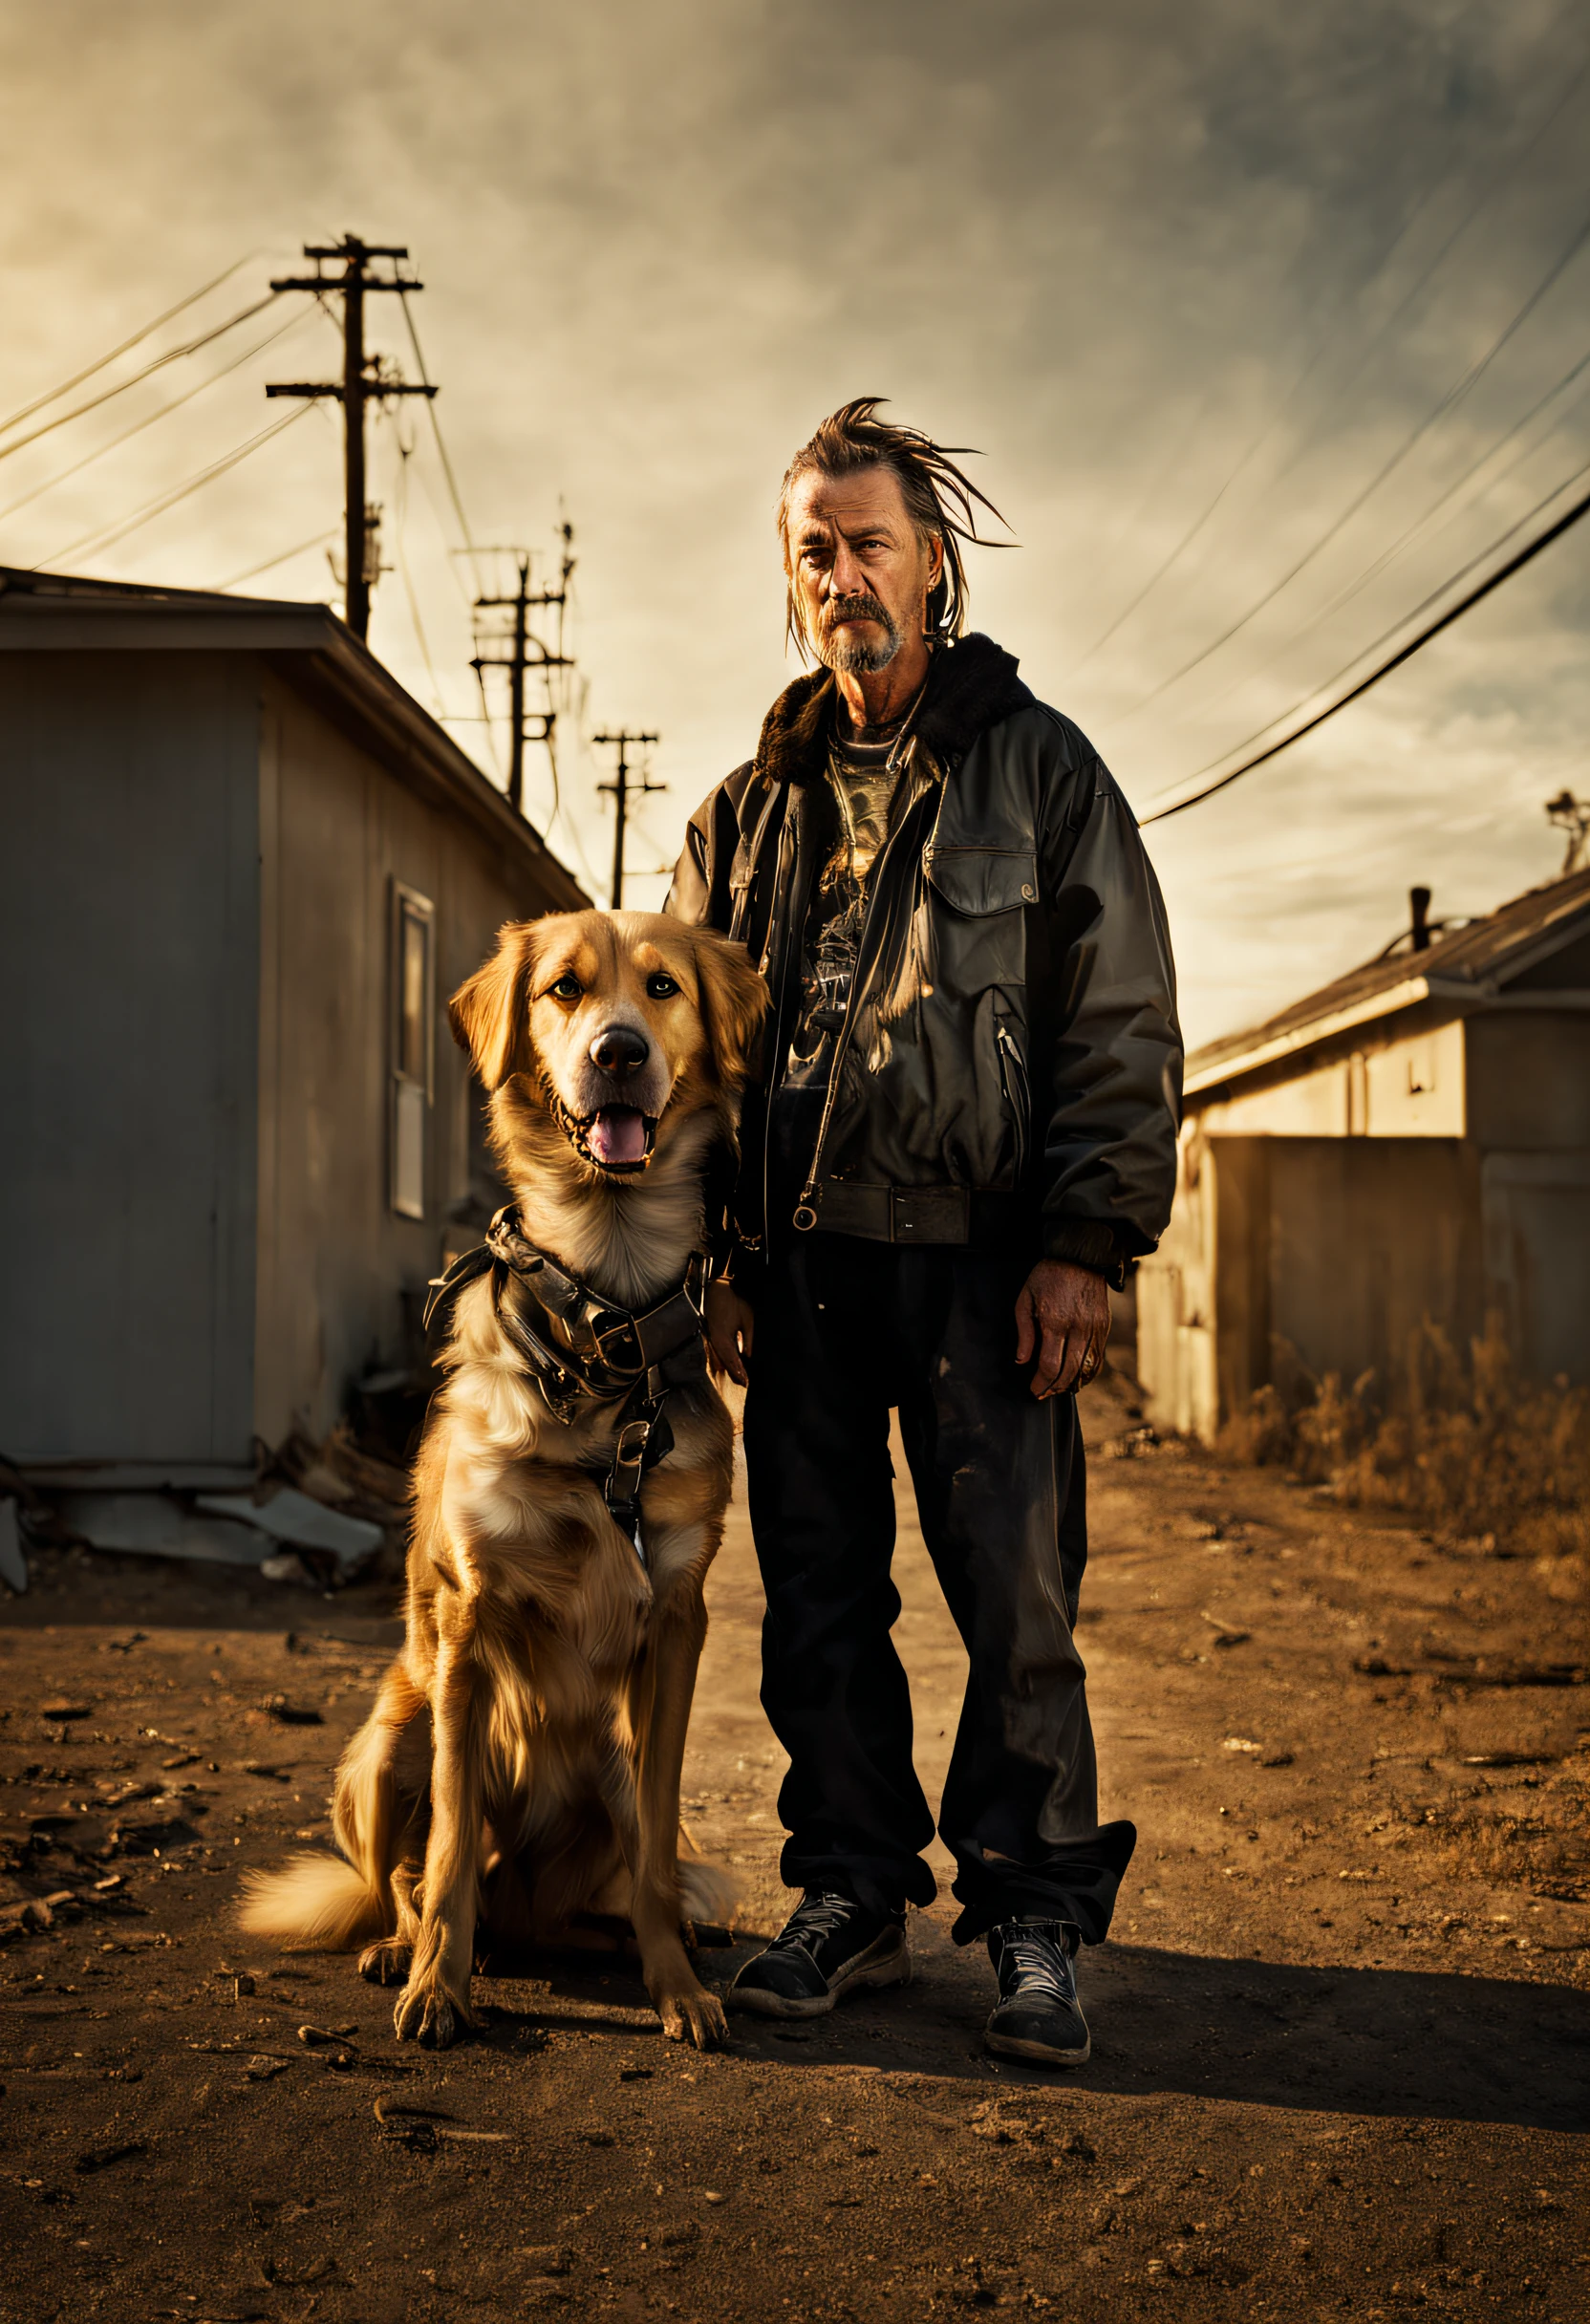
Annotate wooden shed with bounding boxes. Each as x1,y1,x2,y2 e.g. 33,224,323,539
0,567,585,1488
1137,870,1590,1440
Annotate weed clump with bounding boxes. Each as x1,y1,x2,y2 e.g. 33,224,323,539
1218,1319,1589,1592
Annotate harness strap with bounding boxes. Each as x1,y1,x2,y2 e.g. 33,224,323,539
423,1206,709,1567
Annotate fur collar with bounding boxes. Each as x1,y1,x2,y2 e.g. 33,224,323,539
751,632,1032,787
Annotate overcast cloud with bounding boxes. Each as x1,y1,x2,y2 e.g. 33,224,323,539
3,0,1588,1043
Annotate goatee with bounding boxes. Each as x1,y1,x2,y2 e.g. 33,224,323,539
818,592,904,675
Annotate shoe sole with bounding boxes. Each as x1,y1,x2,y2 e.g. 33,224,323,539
983,2026,1091,2068
730,1942,913,2020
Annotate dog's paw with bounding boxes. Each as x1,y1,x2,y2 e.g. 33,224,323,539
359,1938,413,1988
655,1979,730,2053
392,1978,467,2049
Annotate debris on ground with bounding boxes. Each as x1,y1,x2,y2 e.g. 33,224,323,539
56,1493,280,1568
195,1486,383,1572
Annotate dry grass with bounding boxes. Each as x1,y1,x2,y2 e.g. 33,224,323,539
1218,1319,1590,1591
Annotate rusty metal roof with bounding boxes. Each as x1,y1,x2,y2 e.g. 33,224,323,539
1187,864,1590,1093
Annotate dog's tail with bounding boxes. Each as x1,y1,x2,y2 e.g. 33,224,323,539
237,1850,386,1949
238,1660,425,1950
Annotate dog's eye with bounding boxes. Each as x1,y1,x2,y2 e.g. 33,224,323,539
646,973,680,1000
548,973,583,1001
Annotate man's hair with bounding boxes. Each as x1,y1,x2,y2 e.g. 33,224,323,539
776,397,1009,659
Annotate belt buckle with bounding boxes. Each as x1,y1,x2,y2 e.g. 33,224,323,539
891,1186,969,1244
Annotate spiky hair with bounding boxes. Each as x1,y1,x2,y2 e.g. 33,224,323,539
776,397,1011,659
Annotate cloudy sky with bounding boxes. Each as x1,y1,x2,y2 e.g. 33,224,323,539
4,0,1588,1044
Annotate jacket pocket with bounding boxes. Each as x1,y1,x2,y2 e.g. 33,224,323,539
923,846,1038,917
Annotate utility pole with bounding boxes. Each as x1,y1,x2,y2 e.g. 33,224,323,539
266,235,437,641
471,527,576,813
594,731,663,909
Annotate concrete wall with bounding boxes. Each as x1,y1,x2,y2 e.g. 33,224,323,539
0,652,260,1469
251,671,550,1448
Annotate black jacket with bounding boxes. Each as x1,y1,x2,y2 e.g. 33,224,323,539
665,633,1182,1285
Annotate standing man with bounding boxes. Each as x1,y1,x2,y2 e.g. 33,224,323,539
667,398,1181,2065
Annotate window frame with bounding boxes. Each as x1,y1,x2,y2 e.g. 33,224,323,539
389,879,436,1221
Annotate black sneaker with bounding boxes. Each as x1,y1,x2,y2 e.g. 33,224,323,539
984,1918,1090,2066
730,1890,910,2019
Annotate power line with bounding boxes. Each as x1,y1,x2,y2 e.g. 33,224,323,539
1248,348,1590,682
1140,457,1590,825
212,527,337,592
0,249,267,441
35,400,318,570
391,432,445,714
0,292,282,468
1127,198,1590,721
1068,50,1590,675
397,289,482,597
267,236,437,641
0,303,317,528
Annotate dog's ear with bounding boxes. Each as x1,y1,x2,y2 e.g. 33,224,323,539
449,921,538,1090
691,928,769,1092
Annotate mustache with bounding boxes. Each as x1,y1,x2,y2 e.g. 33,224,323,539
821,591,894,633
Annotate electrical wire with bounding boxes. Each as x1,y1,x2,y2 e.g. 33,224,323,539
0,250,268,441
396,290,483,595
390,428,446,715
0,293,283,469
212,529,336,592
35,400,318,570
1239,351,1590,684
1126,198,1590,721
1067,44,1590,675
0,303,318,528
1140,456,1590,825
387,321,500,776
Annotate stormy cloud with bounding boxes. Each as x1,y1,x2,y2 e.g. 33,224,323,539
3,0,1587,1038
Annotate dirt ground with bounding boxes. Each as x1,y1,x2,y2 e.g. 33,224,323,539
2,1366,1587,2324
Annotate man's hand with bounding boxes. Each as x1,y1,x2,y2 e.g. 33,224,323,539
1014,1259,1111,1399
704,1279,756,1387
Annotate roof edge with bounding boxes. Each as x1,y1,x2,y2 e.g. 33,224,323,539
1185,975,1437,1094
0,565,589,909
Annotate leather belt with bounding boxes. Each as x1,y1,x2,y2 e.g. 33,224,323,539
794,1181,1018,1246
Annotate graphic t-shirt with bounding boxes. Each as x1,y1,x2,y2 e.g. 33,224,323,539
768,728,914,1203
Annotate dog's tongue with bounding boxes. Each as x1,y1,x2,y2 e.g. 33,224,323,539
588,1108,649,1167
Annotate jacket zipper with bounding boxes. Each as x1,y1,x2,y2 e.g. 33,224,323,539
996,1019,1030,1184
758,801,801,1245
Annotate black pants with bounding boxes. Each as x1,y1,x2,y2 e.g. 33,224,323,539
742,1237,1135,1946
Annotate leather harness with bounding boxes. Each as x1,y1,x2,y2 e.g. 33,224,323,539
423,1205,709,1564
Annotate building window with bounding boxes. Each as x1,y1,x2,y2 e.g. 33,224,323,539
391,882,434,1219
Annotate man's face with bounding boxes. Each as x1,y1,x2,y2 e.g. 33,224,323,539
785,465,942,675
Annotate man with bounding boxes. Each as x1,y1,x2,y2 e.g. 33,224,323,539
667,398,1181,2066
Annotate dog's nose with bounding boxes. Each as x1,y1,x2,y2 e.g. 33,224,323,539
590,1025,650,1075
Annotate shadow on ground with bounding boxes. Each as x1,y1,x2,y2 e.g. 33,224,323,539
470,1914,1590,2136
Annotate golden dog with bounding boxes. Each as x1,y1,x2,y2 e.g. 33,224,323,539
241,909,766,2050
